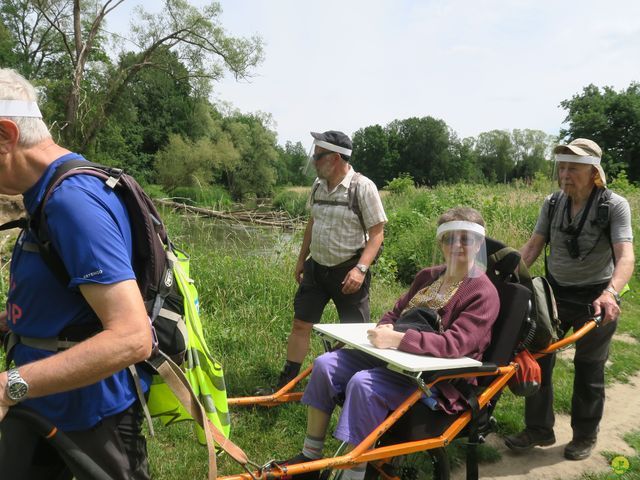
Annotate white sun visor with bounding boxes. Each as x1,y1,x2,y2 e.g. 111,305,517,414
303,138,353,176
0,100,42,118
554,154,601,165
553,154,607,187
434,221,487,278
436,221,486,239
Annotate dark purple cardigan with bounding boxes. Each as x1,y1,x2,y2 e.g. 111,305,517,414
378,266,500,413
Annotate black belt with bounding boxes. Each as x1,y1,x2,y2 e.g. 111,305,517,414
312,256,359,271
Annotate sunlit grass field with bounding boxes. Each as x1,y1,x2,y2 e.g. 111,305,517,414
146,181,640,479
1,180,639,478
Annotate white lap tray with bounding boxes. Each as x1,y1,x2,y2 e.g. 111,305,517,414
313,323,482,373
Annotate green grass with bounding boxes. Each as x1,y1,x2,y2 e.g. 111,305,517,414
146,184,640,479
577,430,640,479
1,182,639,479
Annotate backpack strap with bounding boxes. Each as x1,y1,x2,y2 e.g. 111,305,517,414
595,188,615,261
27,160,126,287
544,191,562,277
310,173,368,239
0,218,28,232
347,173,368,238
149,352,253,480
546,191,562,244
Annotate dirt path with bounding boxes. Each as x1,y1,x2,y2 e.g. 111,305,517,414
451,367,640,479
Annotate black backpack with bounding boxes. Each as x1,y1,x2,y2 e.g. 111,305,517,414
1,159,187,365
1,159,246,480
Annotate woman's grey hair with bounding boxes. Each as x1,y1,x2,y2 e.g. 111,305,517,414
437,207,485,227
0,68,51,147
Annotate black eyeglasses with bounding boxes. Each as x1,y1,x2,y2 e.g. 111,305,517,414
312,151,335,162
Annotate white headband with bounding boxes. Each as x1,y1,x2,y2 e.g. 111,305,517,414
436,221,485,239
555,154,601,165
0,100,42,118
312,139,352,156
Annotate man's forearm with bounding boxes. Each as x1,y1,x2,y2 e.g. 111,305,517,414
520,233,545,268
609,251,635,293
5,327,149,401
358,223,384,267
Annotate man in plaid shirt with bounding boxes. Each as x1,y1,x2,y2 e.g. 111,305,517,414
261,130,386,394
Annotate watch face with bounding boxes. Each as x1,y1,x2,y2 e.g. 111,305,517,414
8,380,28,401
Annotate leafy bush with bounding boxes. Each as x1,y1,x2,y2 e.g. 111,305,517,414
609,170,639,196
384,173,415,195
272,190,309,217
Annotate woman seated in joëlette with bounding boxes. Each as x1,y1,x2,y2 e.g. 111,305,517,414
278,206,500,480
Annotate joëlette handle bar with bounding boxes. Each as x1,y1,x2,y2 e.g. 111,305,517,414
5,405,112,480
534,315,602,359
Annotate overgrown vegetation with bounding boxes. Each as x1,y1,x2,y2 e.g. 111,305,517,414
143,183,640,478
1,182,638,479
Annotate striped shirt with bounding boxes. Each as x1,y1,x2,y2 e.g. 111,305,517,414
309,167,387,266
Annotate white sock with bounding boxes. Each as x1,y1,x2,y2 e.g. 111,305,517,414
302,435,325,460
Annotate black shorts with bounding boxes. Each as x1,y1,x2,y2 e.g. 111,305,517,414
0,402,150,480
293,258,371,324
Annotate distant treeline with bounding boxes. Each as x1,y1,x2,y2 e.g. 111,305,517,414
2,2,639,200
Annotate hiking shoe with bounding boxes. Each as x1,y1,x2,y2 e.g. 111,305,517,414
504,429,556,452
564,437,596,461
272,453,320,480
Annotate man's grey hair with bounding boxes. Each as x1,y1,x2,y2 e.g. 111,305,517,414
0,68,51,147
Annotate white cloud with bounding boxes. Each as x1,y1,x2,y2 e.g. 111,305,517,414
107,0,640,145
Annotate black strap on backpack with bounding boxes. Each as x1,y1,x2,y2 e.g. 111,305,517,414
544,187,613,274
0,160,177,357
310,172,368,237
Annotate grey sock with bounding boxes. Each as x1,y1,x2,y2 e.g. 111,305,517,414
302,435,325,460
340,463,366,480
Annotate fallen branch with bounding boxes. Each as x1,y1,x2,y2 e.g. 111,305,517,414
154,199,303,229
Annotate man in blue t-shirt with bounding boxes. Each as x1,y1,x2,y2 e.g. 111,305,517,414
0,69,153,479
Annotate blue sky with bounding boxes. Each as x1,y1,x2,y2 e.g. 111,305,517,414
108,0,640,146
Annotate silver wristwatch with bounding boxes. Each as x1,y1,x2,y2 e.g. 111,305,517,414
356,263,369,274
6,368,29,403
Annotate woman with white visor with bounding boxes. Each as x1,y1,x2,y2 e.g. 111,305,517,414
277,207,499,480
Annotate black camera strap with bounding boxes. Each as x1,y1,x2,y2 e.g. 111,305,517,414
544,186,597,275
562,185,598,238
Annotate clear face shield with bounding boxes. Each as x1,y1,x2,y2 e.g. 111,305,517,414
303,137,352,177
552,154,606,195
434,221,487,279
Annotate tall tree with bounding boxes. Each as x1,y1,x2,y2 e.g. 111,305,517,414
511,129,553,181
1,0,264,150
222,112,279,199
386,116,452,186
475,130,515,183
560,83,640,182
351,124,396,187
275,141,308,186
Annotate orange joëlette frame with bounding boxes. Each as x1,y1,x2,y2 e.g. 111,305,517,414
221,320,598,480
